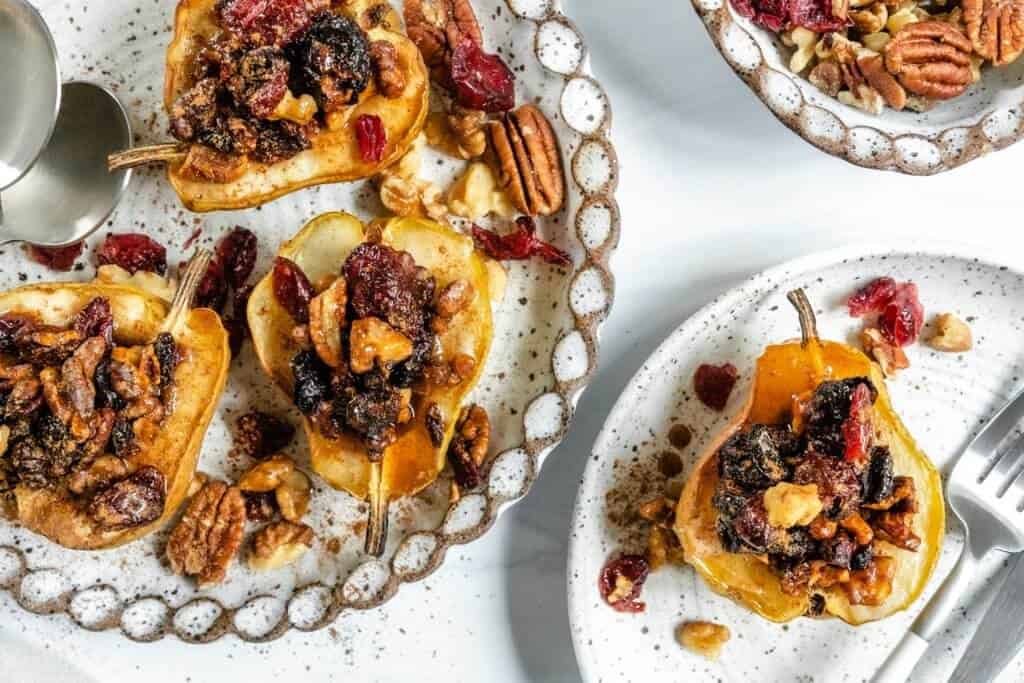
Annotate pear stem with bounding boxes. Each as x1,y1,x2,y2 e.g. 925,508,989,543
787,289,819,347
108,143,187,172
364,461,388,557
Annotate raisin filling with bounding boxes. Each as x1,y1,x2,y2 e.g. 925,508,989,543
0,299,177,530
713,378,921,609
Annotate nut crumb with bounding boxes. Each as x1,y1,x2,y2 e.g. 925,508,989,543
861,327,910,377
677,621,731,660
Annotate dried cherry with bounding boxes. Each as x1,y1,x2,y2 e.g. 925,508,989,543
841,382,874,463
96,233,168,275
789,0,850,31
193,257,229,313
234,410,295,460
272,257,314,323
217,0,311,47
598,554,649,613
450,38,515,113
344,243,435,336
355,114,387,163
694,362,739,411
216,227,258,289
27,242,85,272
73,297,114,346
848,277,898,317
471,217,571,266
730,0,789,31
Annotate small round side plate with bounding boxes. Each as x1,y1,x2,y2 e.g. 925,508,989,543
569,244,1024,682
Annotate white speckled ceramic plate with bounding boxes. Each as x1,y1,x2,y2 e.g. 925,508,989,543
691,0,1024,174
0,0,618,642
569,244,1024,682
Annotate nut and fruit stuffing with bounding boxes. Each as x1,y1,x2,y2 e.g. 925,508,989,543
733,0,1013,113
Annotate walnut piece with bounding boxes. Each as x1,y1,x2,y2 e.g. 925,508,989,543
677,621,731,660
884,22,974,99
349,317,414,374
862,327,910,376
379,173,448,223
68,455,129,496
763,482,823,528
275,468,311,523
448,404,490,492
436,279,476,318
88,466,166,531
249,521,314,571
489,104,566,217
308,277,347,368
268,89,317,125
929,312,973,352
851,2,888,33
238,455,297,493
425,107,488,160
809,61,843,96
447,162,516,220
964,0,1024,65
166,480,246,587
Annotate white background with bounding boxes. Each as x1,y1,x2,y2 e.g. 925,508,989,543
4,0,1024,681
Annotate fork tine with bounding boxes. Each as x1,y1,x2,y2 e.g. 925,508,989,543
992,432,1024,498
979,429,1024,485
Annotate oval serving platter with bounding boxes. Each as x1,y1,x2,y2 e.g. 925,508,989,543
569,244,1024,682
0,0,619,643
691,0,1024,174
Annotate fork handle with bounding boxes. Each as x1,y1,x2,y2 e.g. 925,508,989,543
872,546,979,683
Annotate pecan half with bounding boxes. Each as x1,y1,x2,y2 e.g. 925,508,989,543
404,0,482,85
884,22,974,99
834,41,907,110
166,480,246,587
964,0,1024,65
370,40,406,98
489,104,565,217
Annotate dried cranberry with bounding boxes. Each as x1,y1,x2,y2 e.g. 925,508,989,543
192,258,229,313
848,277,924,346
225,284,254,357
730,0,788,31
344,243,434,336
471,217,571,266
273,257,313,323
598,555,649,613
789,0,850,31
880,284,924,347
450,38,515,113
355,114,387,163
841,382,873,463
216,227,258,289
218,0,311,46
73,297,114,346
694,362,739,411
848,277,898,317
27,242,85,272
96,234,168,275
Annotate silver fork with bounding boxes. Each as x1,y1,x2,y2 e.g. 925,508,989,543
873,387,1024,682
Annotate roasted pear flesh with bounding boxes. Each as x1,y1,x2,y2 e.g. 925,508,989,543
0,283,230,550
675,290,944,625
248,212,494,555
155,0,429,212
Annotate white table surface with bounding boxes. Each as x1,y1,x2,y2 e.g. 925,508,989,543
5,1,1024,681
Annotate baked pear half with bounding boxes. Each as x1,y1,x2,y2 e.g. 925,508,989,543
675,289,944,625
1,277,230,550
111,0,429,212
248,212,499,555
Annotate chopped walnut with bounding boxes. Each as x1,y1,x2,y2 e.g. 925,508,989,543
268,90,317,125
448,404,489,491
844,556,896,605
379,173,448,223
68,455,129,496
447,162,516,220
929,313,973,352
308,277,348,368
166,480,246,587
238,455,297,493
275,468,311,523
425,108,488,160
763,482,822,528
862,327,910,377
349,317,414,374
370,41,406,99
436,279,476,318
677,621,731,660
840,512,874,545
646,525,686,571
249,521,314,571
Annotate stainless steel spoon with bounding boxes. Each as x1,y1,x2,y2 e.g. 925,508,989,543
0,81,133,246
0,0,61,191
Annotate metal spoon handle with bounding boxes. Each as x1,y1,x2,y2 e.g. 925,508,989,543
108,143,186,172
